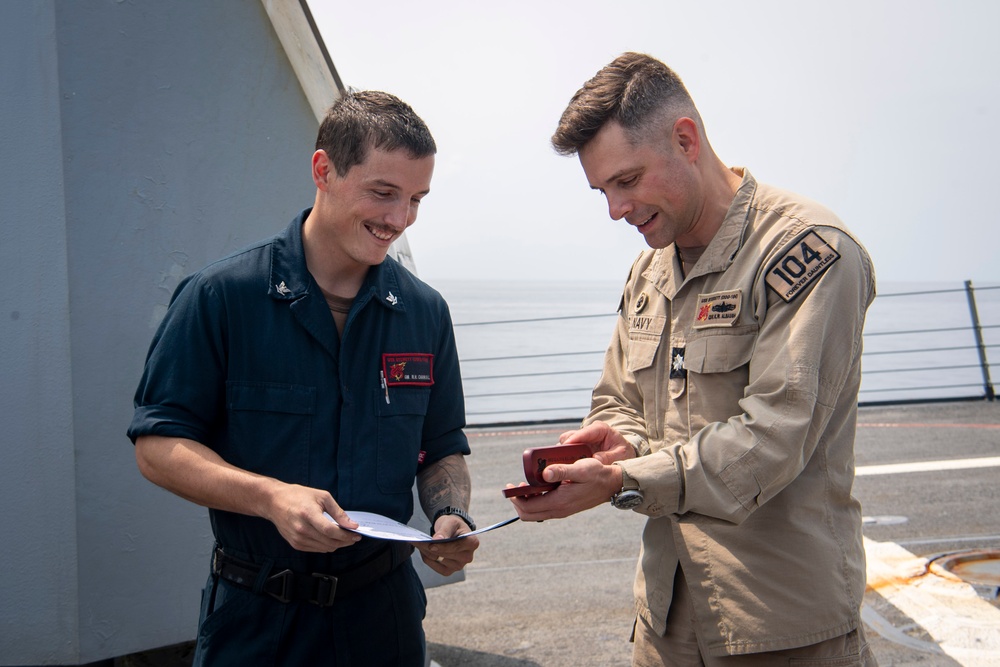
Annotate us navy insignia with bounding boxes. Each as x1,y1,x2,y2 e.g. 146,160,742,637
635,292,648,314
669,347,686,379
765,230,841,302
693,290,741,329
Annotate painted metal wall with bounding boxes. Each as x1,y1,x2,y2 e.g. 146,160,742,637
0,1,324,663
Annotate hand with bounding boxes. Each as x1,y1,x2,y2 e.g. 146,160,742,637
414,514,479,576
264,482,361,553
559,422,637,464
507,457,621,521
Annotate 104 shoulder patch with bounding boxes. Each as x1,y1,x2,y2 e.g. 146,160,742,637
765,230,840,302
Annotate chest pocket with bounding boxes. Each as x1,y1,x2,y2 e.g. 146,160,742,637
684,329,757,374
374,387,431,494
626,314,666,372
679,329,758,416
226,382,316,482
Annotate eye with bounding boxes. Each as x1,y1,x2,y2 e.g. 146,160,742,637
373,190,393,199
619,175,638,188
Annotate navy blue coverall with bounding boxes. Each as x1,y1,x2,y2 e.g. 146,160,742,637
128,209,470,665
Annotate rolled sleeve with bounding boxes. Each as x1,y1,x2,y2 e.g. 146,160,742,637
127,274,226,446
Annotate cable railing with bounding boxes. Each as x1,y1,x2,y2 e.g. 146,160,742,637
454,281,998,426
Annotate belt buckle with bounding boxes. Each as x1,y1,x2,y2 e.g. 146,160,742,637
265,569,294,604
311,573,338,607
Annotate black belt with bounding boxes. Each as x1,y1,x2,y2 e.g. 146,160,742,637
212,543,414,607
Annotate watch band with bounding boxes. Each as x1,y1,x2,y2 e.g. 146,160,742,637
610,464,644,509
616,465,640,492
431,506,476,533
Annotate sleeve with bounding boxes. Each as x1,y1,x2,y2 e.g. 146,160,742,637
126,273,228,446
417,299,471,467
583,254,652,455
620,226,875,523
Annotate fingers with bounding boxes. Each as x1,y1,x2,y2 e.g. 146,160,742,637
592,445,635,464
415,534,479,576
321,500,359,530
508,458,618,522
269,484,361,553
557,429,578,444
541,457,604,483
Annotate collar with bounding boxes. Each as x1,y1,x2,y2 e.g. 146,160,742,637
268,208,407,313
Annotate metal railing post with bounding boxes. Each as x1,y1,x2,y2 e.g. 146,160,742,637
964,280,995,401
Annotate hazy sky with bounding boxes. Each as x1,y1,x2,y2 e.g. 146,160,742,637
313,1,999,285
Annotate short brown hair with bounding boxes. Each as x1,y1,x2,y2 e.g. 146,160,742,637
551,52,700,156
316,90,436,177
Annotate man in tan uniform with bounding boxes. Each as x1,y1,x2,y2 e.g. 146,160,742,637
508,53,877,666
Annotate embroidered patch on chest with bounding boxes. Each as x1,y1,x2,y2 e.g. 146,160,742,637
692,290,741,329
669,347,686,379
382,353,434,386
765,230,841,302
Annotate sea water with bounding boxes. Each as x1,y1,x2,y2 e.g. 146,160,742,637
431,279,999,426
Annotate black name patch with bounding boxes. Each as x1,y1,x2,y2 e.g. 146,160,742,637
765,230,840,302
382,353,434,386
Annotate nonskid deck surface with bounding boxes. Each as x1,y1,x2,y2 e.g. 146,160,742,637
422,401,1000,667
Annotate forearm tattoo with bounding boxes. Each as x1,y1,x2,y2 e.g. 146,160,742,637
417,453,472,518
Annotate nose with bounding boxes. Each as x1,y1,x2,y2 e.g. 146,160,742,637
385,199,414,230
606,193,632,221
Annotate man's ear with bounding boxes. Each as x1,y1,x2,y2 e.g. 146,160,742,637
673,117,701,162
312,150,332,190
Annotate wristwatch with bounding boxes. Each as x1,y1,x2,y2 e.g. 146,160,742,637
610,466,644,510
431,506,476,532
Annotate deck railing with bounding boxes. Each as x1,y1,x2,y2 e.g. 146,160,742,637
455,282,998,427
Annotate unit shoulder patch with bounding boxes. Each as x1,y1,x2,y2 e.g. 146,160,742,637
764,230,841,302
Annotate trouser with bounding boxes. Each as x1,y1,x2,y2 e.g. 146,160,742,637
632,567,878,667
193,558,427,666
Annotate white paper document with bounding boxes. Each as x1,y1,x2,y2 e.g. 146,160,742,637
324,511,518,543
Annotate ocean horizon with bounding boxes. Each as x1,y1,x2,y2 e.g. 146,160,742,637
428,278,999,426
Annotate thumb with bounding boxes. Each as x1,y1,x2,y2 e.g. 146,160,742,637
323,500,358,530
542,464,570,483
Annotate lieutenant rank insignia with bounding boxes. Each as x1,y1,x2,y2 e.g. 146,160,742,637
692,289,741,329
382,353,434,386
765,230,840,303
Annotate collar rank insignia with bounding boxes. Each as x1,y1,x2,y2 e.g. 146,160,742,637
386,291,399,306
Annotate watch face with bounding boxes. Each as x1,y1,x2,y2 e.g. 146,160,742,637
612,489,644,509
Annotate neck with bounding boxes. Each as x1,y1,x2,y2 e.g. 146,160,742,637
302,207,368,299
678,156,742,250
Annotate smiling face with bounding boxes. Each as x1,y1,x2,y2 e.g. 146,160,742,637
579,120,704,250
307,147,434,275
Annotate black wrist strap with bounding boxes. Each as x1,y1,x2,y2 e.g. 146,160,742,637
430,506,476,533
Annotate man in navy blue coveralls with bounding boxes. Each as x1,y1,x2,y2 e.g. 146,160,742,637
128,91,479,666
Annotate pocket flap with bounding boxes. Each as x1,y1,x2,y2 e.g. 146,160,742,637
684,331,756,374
